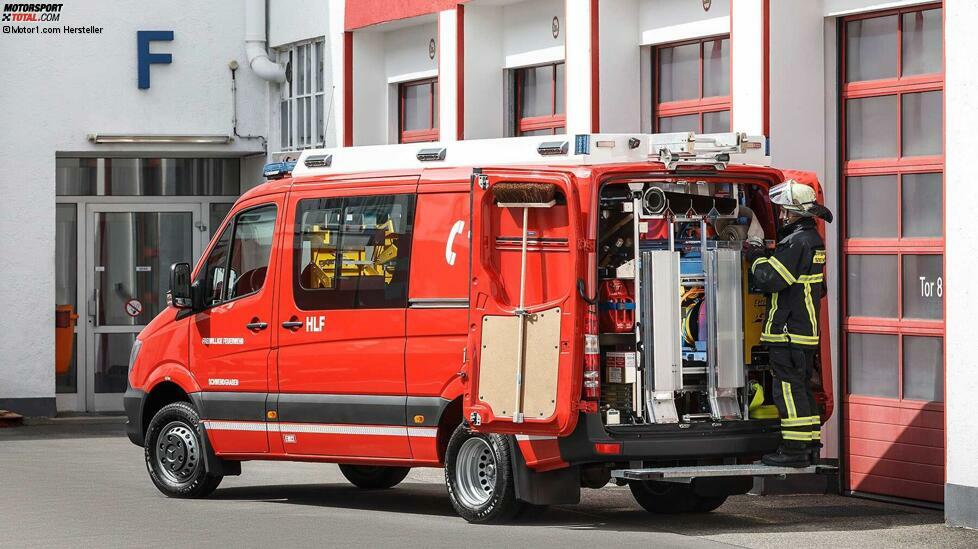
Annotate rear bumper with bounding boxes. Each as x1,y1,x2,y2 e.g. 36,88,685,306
559,413,782,465
123,386,146,447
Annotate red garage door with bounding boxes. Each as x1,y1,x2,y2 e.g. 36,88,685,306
841,4,945,503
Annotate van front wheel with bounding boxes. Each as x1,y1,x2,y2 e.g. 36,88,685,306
144,402,222,498
444,424,523,523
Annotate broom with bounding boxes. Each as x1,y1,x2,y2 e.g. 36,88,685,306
491,182,557,423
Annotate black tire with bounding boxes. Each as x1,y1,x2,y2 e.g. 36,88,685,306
444,424,524,523
694,495,728,513
144,402,223,498
628,480,698,514
338,464,410,489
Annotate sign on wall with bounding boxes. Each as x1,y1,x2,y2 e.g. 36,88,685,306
137,30,173,89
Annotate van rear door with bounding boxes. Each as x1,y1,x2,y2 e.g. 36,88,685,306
464,168,585,437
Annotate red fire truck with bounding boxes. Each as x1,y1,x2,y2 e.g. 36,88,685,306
124,132,833,523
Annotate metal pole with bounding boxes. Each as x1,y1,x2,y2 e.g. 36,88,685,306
512,206,529,423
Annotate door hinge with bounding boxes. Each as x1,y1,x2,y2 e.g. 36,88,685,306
578,239,595,252
574,400,599,414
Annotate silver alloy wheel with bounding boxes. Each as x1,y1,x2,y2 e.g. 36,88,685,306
156,421,200,485
455,437,497,508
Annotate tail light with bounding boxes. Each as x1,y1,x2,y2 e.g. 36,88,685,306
583,309,601,401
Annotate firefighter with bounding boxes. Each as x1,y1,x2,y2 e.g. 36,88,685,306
747,179,832,468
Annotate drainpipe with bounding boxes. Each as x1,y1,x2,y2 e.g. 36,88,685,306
245,0,286,83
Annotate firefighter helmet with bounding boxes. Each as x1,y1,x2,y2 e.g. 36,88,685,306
769,179,817,216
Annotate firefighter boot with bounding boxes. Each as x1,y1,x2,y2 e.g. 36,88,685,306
808,441,824,464
761,441,811,468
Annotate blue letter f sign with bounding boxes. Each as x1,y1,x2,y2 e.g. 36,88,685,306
137,30,174,89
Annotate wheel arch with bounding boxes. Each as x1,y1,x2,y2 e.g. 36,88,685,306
436,396,463,464
141,381,192,438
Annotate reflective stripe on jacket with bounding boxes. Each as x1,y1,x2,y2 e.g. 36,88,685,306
748,217,825,348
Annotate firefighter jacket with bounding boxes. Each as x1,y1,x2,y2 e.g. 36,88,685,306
747,217,826,349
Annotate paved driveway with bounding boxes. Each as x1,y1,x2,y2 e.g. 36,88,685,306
1,421,974,549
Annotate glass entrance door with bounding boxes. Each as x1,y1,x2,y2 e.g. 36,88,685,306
84,204,202,411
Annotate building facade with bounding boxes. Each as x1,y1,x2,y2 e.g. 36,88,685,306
1,0,975,527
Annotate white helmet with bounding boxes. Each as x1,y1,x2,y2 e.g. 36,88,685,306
769,179,817,216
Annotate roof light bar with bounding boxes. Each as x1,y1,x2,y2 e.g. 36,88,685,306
537,141,569,156
417,147,447,162
263,160,296,180
304,154,332,168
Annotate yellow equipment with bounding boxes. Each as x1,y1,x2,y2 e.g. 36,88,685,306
304,219,400,289
742,261,767,365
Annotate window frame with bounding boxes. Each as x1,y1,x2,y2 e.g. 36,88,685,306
292,194,417,311
279,38,327,151
196,203,278,310
399,78,440,144
514,62,566,136
652,35,731,134
840,3,944,407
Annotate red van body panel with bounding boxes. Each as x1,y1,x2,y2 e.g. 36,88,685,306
126,160,833,472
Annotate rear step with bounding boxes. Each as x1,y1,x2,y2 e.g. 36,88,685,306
612,463,837,483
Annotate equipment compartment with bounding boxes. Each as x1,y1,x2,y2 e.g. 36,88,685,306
596,178,778,428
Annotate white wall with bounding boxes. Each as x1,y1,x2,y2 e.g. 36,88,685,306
730,0,763,135
352,20,438,145
945,0,978,528
459,0,566,139
598,0,641,133
352,31,387,145
384,22,438,81
638,0,729,46
501,0,565,68
463,4,505,139
564,0,592,134
438,9,459,142
268,0,329,48
0,0,268,411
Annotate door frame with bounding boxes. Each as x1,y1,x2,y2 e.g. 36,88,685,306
81,202,204,412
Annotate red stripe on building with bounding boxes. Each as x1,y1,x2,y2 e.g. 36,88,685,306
590,0,599,132
456,3,464,140
343,31,353,147
345,0,463,31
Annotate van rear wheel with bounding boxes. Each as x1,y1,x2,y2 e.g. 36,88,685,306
144,402,222,498
628,480,726,514
444,424,523,523
338,464,410,489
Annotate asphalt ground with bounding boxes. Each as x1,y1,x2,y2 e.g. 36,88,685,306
1,420,975,549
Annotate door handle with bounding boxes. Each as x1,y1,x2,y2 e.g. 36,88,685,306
282,319,303,331
246,319,268,331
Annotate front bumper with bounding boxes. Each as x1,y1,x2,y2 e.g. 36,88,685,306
559,413,782,465
123,386,146,447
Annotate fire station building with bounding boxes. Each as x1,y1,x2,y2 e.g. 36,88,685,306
1,0,976,527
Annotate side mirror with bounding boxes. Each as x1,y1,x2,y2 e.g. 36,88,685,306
169,262,193,309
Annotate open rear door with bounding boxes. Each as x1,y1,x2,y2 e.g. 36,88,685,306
464,168,585,436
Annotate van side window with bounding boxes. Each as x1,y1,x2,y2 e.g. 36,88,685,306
226,205,277,299
195,203,278,306
293,194,416,310
198,225,231,306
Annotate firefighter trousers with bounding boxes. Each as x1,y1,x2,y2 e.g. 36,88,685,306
769,346,820,447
